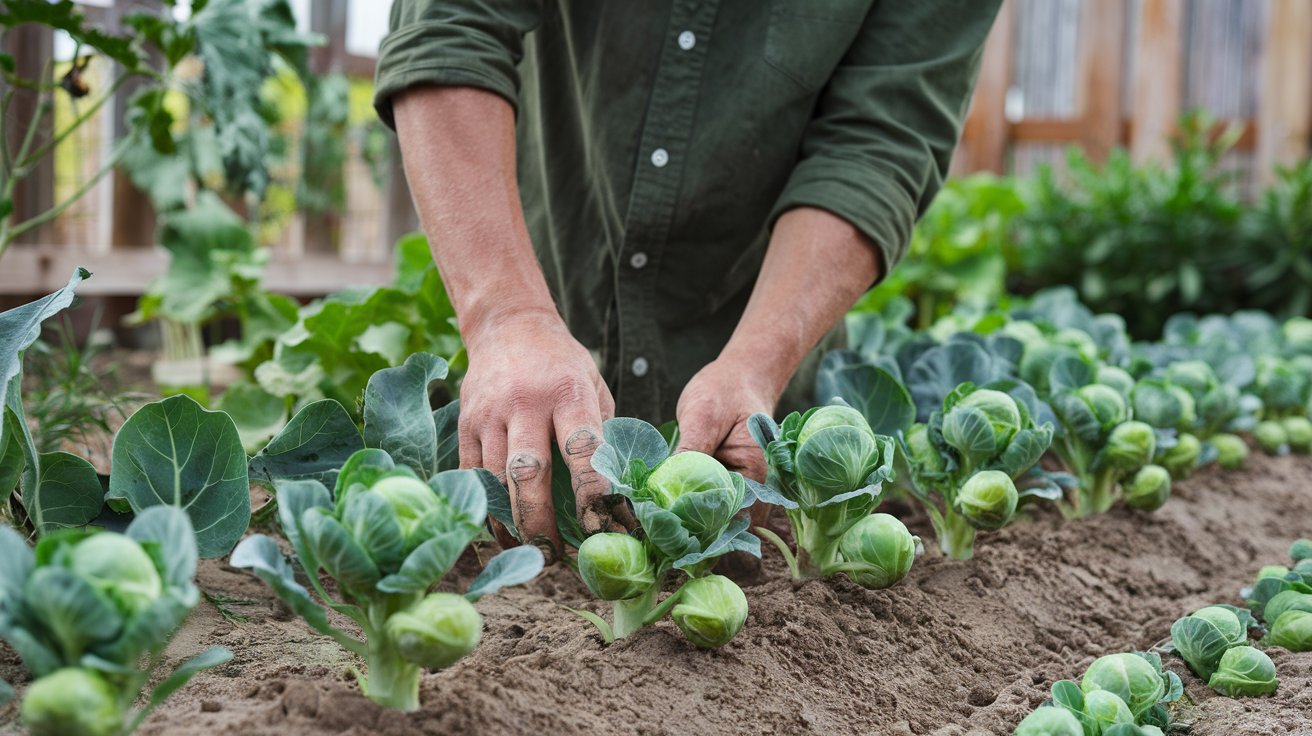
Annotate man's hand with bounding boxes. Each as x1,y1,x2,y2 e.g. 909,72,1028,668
459,309,619,554
674,357,775,483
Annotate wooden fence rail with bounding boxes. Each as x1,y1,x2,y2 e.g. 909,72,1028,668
1,0,1310,297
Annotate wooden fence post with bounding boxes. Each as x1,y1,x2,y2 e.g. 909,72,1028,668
1077,0,1126,162
1130,0,1183,163
109,0,163,250
957,0,1015,174
4,24,55,245
1255,0,1312,186
302,0,349,254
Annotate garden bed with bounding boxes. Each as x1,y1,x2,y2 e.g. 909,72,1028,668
4,452,1300,735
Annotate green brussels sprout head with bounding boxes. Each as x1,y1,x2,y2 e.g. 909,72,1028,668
1264,590,1312,624
1014,706,1084,736
1283,316,1312,353
1207,646,1279,697
1080,652,1167,718
1166,361,1218,395
384,592,483,670
1103,421,1156,473
577,533,656,601
645,451,736,509
370,475,443,542
1097,365,1136,398
1167,386,1198,431
670,575,748,648
1291,538,1312,562
948,389,1023,448
792,407,883,502
1160,433,1202,480
1257,564,1290,581
1266,610,1312,652
837,513,917,590
1211,433,1249,470
67,532,163,617
904,423,945,476
1280,416,1312,453
1190,606,1247,647
955,470,1018,531
1254,420,1289,455
1123,464,1171,512
20,668,122,736
1082,690,1135,731
1077,384,1130,428
1053,328,1098,363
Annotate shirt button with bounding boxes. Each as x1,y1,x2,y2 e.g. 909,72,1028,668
629,252,648,269
678,31,696,50
631,357,649,377
650,148,669,167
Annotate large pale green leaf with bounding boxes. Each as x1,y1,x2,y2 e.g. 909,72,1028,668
376,528,475,594
109,394,251,557
248,399,363,489
362,352,449,477
814,363,915,437
29,451,104,534
906,342,1004,422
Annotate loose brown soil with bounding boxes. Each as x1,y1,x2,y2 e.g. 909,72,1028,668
2,454,1310,736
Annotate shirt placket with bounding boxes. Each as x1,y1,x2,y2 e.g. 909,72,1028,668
614,0,719,421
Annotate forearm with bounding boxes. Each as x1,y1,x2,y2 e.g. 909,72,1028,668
392,85,558,347
719,206,882,400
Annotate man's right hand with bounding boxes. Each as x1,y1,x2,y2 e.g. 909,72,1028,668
458,309,618,555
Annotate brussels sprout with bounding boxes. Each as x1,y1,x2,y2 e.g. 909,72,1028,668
1123,464,1171,512
671,575,748,649
1159,433,1201,480
1103,421,1156,473
1207,646,1278,697
1280,416,1312,453
796,404,871,445
1265,610,1312,652
644,451,736,509
1014,706,1083,736
1257,565,1290,581
1264,590,1312,624
836,513,917,590
1166,361,1217,396
368,474,444,553
1211,433,1249,470
1167,386,1198,432
1082,690,1135,731
1292,538,1312,563
577,533,657,601
946,389,1023,448
1171,605,1246,680
1080,652,1167,718
793,418,882,502
385,592,483,669
1283,316,1312,353
1077,384,1130,428
955,470,1019,531
1254,420,1289,455
67,532,163,617
1097,365,1135,398
19,668,121,736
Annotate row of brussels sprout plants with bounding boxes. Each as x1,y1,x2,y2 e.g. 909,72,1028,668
5,272,1312,734
1016,539,1312,735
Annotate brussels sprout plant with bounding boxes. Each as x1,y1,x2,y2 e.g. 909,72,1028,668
231,450,544,711
580,418,760,647
899,384,1055,559
0,507,231,736
748,405,917,583
1042,652,1181,736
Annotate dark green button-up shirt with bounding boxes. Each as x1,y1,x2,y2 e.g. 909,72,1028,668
376,0,1000,423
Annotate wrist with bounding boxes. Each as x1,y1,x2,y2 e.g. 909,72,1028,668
459,301,563,353
716,339,797,406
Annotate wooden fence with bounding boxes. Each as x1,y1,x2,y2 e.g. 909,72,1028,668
1,0,1310,298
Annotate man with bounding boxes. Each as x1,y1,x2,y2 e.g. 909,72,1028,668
375,0,1001,554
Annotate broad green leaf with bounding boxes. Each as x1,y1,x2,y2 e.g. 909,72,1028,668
93,590,195,665
109,394,251,558
428,468,488,526
362,352,449,477
142,194,258,323
23,567,122,659
592,417,670,493
248,399,363,489
332,448,397,512
273,478,332,578
433,399,461,473
906,342,1003,422
1170,615,1233,680
478,468,516,538
1132,379,1186,430
343,492,405,573
629,500,698,563
551,446,586,550
301,509,380,595
0,410,23,508
126,506,198,590
814,363,915,437
216,383,287,454
0,525,34,606
1048,355,1095,394
464,546,545,601
26,451,104,534
393,232,435,291
229,534,366,656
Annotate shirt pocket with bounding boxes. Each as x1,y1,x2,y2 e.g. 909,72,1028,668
764,0,871,92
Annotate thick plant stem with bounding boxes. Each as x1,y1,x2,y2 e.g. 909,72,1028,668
932,509,977,561
364,633,421,711
611,584,659,639
793,513,840,578
1077,468,1118,518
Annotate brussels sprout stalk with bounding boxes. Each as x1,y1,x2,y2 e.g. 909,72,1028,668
232,453,545,711
583,421,758,647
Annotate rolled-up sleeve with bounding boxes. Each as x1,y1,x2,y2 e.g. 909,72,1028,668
373,0,542,127
769,0,1001,274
